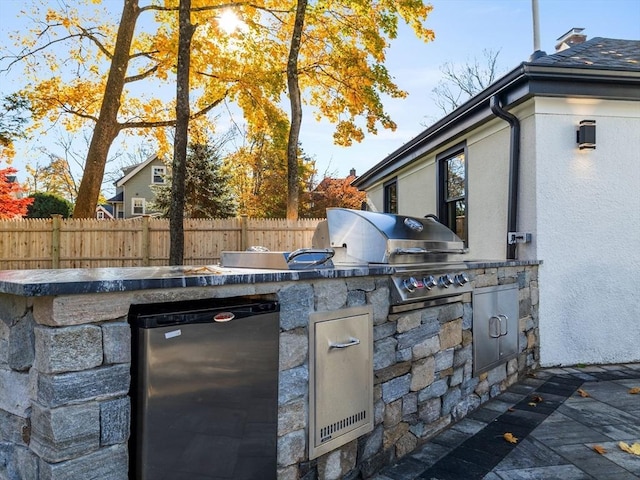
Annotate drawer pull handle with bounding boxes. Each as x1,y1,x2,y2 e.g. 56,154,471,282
329,338,361,349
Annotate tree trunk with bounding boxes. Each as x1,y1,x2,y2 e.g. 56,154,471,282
169,0,195,265
285,0,307,221
72,0,139,218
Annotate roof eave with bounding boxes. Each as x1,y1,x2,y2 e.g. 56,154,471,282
353,64,640,189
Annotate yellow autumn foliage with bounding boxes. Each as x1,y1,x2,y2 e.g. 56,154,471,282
5,0,434,215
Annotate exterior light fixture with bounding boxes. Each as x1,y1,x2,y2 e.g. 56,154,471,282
577,120,596,149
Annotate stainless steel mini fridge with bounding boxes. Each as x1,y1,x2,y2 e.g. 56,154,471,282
129,297,279,480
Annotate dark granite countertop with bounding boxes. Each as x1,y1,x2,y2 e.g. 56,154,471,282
0,260,540,297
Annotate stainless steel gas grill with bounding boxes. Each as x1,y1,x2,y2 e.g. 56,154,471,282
312,208,471,312
220,208,472,311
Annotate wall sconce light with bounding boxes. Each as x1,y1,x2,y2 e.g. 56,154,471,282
577,120,596,149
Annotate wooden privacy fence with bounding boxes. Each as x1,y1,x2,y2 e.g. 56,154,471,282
0,216,323,270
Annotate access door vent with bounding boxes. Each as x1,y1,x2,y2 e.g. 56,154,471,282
320,410,368,443
309,306,373,459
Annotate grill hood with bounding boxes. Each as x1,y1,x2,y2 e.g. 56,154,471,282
312,208,467,266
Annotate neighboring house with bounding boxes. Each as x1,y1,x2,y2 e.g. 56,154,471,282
95,204,114,220
107,154,168,219
353,31,640,367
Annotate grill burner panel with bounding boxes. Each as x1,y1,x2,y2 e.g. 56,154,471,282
390,265,471,308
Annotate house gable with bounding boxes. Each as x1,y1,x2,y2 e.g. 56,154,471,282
112,155,168,218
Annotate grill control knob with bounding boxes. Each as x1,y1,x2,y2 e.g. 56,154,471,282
455,273,470,286
403,277,419,293
439,274,454,288
422,275,437,290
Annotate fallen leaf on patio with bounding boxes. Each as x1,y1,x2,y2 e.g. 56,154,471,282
619,442,640,456
527,402,537,407
629,387,640,394
530,395,543,403
507,407,515,412
503,432,518,444
577,389,590,398
592,445,607,455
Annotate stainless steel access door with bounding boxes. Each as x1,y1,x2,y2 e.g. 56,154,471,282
130,300,279,480
309,306,373,459
472,285,518,375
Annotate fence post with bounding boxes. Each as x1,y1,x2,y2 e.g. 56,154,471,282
142,216,150,266
51,215,61,269
240,215,248,251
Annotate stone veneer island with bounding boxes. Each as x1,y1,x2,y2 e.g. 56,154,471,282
0,260,539,479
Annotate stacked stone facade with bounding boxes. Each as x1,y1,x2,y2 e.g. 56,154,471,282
276,265,539,479
0,263,538,480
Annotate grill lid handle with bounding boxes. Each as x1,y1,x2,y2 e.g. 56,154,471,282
394,247,428,255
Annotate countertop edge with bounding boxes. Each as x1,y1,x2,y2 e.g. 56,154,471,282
0,260,541,297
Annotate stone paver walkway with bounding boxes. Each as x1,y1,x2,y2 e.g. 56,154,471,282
373,364,640,480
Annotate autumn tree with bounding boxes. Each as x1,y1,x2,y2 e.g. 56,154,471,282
303,171,366,218
285,0,307,220
431,48,502,116
0,94,29,161
168,0,196,264
4,0,435,220
151,141,237,219
3,0,230,218
0,167,33,218
224,127,315,218
25,155,78,203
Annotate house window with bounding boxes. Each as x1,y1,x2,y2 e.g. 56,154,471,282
132,198,145,216
97,210,105,219
383,178,398,214
438,145,467,243
152,166,166,184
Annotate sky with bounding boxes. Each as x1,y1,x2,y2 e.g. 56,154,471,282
1,0,639,194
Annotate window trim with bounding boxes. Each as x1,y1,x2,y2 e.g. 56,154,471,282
437,142,468,244
132,197,146,216
383,177,398,214
151,166,166,184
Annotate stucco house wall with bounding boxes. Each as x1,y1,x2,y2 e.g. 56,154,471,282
353,36,640,367
531,97,640,365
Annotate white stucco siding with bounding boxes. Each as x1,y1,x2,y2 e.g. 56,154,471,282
365,184,384,212
397,162,437,217
466,124,511,260
533,98,640,366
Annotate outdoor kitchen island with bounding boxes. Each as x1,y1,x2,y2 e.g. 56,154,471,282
0,256,540,480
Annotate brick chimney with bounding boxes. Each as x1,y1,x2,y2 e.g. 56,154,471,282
555,28,587,52
349,168,356,177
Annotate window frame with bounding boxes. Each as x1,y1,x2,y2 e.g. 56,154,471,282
383,178,398,214
151,166,166,184
437,143,468,244
132,197,146,216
